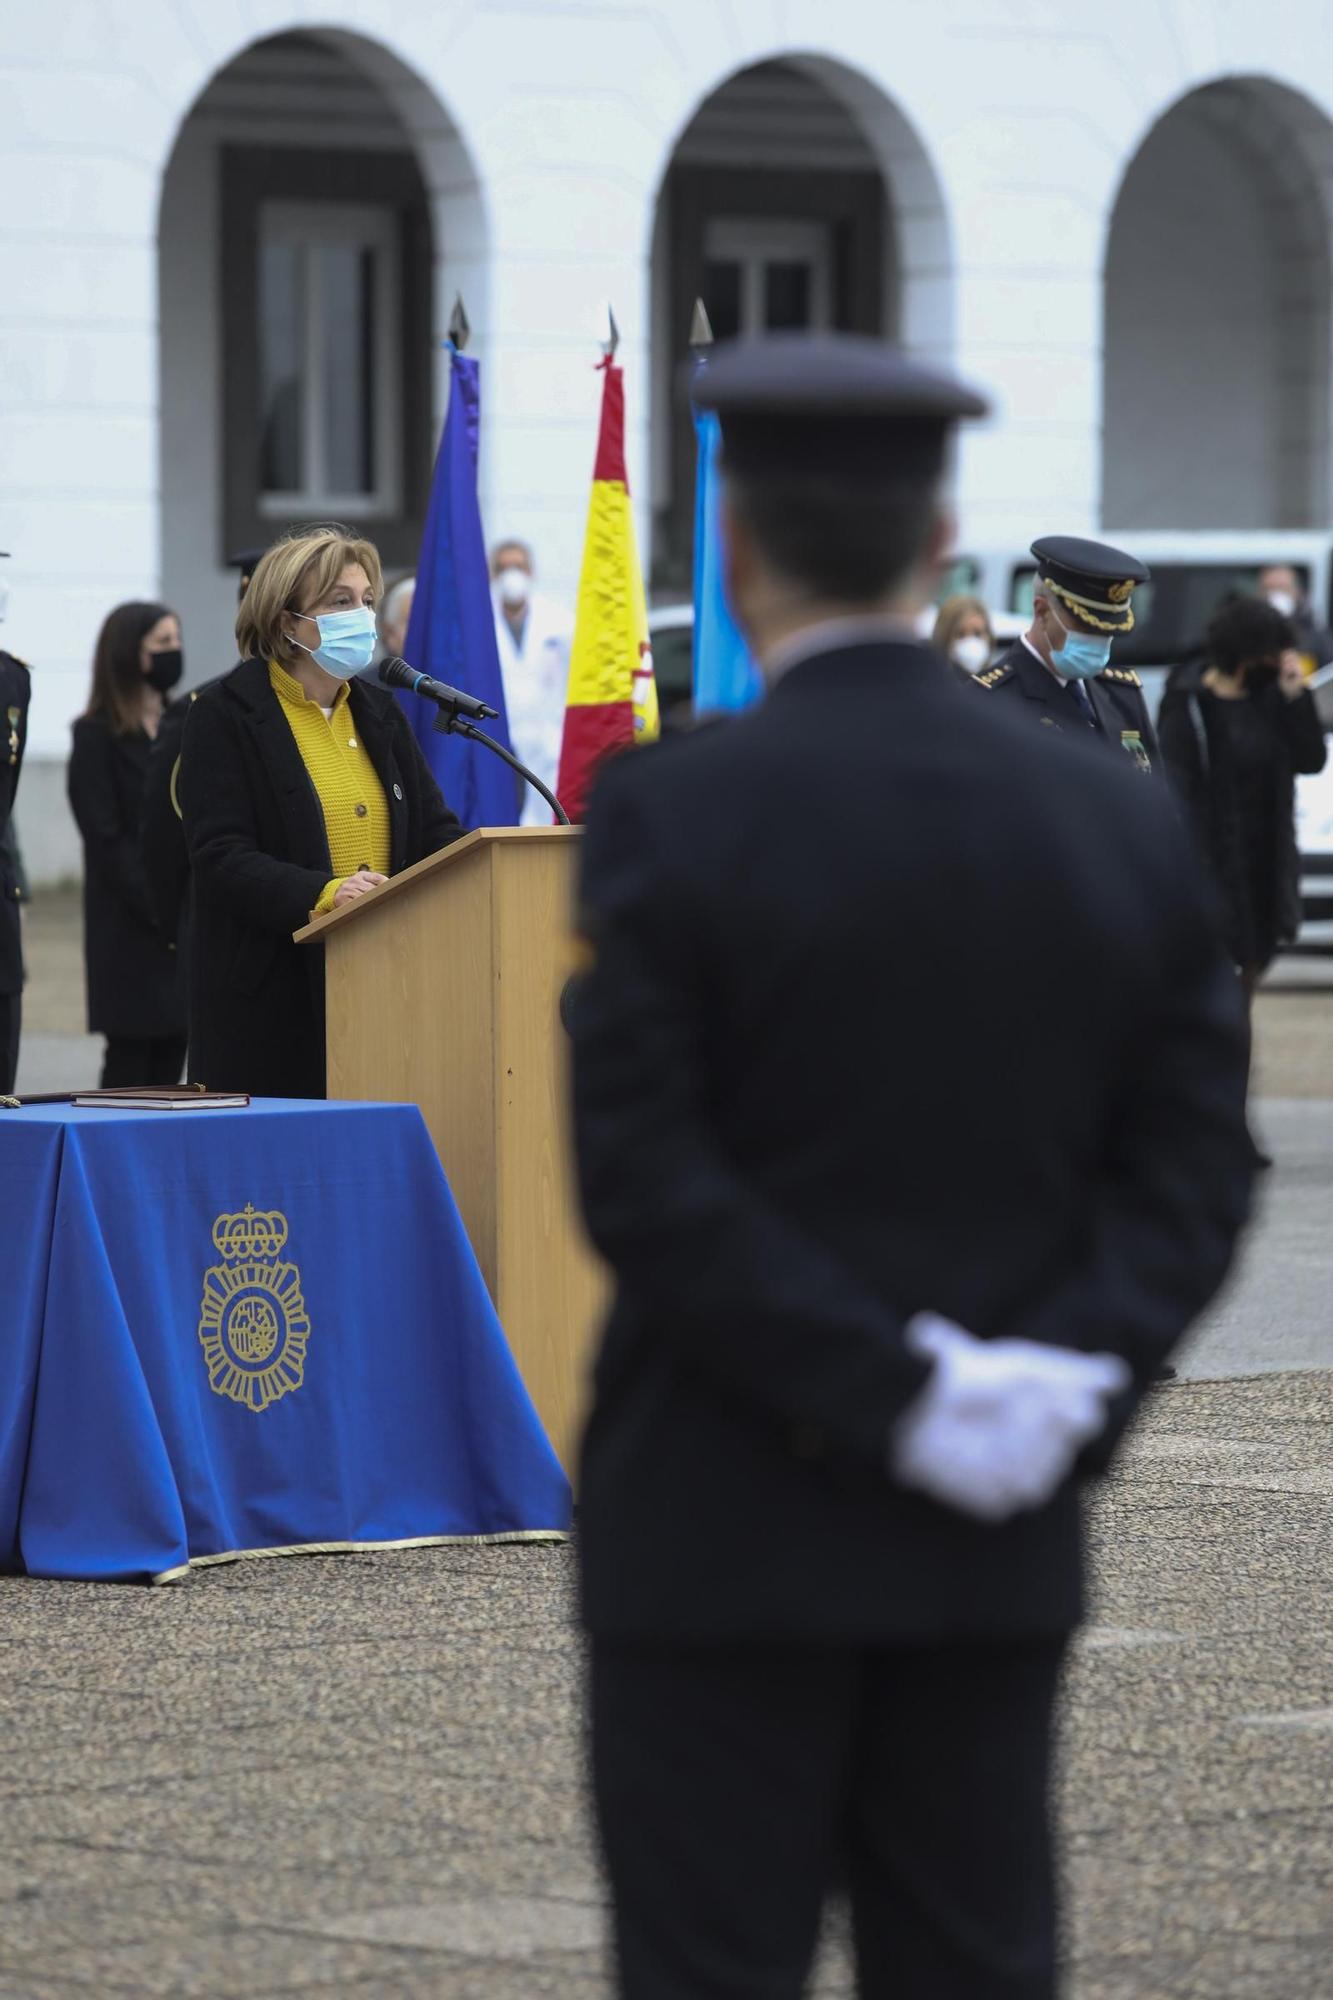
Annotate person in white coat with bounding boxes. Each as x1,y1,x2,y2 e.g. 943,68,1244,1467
490,539,573,825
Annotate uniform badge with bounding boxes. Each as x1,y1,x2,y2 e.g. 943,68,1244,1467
6,707,19,765
1108,580,1133,604
198,1204,310,1412
1120,729,1151,774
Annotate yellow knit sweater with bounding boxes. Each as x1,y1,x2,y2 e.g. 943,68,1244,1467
268,661,390,914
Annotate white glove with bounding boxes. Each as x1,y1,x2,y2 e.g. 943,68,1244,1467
889,1314,1130,1523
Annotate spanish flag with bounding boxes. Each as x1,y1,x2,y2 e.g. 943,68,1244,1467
555,358,659,822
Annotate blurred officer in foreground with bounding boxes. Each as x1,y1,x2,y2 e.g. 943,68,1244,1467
976,537,1161,776
569,334,1254,2000
0,552,31,1094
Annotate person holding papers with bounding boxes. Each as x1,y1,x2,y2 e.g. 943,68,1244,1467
178,526,462,1099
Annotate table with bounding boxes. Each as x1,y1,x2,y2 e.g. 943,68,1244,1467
0,1099,571,1581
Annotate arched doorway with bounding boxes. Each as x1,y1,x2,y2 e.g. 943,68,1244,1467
648,56,952,591
158,29,487,665
1102,78,1333,530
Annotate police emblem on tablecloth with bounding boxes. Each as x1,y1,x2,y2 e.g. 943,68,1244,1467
198,1205,310,1412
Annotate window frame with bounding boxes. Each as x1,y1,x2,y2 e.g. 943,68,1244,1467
256,199,403,522
702,216,835,337
656,164,885,592
220,145,432,570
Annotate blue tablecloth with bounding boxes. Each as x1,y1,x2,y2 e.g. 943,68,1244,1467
0,1099,570,1581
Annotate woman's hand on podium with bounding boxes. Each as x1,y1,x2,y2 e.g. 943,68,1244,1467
332,871,388,908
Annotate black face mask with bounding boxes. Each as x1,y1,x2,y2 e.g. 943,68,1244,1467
145,648,183,694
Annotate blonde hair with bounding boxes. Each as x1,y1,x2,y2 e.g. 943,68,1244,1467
931,593,993,656
236,525,384,666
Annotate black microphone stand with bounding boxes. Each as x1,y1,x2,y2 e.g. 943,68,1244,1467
433,708,572,827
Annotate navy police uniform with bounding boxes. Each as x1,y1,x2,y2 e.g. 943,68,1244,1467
976,536,1162,779
0,637,31,1095
571,340,1253,1999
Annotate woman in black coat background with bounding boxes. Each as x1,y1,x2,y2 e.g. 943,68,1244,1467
67,601,187,1086
1159,595,1327,987
178,526,462,1099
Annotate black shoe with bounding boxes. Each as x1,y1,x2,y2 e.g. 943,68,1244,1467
1151,1361,1178,1385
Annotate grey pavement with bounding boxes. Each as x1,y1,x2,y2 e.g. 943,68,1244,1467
14,1031,101,1095
0,1372,1330,1998
1180,1098,1333,1379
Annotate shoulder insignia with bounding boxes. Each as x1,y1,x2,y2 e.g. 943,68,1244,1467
1101,667,1142,688
974,664,1012,689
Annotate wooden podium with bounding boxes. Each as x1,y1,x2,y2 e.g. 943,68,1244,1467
294,826,604,1471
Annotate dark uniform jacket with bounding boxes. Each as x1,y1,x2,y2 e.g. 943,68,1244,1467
1158,665,1327,960
976,637,1162,779
179,657,462,1099
571,641,1252,1645
68,712,185,1039
0,651,30,999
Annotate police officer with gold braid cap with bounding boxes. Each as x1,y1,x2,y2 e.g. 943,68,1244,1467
977,534,1160,776
569,336,1253,2000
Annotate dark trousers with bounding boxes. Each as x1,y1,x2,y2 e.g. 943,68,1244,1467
100,1034,187,1088
591,1634,1068,2000
0,990,18,1095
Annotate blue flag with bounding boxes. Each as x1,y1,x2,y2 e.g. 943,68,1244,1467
398,345,518,830
691,399,762,715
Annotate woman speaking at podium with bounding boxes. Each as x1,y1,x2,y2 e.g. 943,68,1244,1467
179,525,462,1098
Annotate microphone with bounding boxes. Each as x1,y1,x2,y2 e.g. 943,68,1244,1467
378,655,499,721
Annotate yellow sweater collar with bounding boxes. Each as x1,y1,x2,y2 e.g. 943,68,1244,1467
268,659,350,711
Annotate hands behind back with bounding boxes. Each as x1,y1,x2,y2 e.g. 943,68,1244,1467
890,1313,1130,1523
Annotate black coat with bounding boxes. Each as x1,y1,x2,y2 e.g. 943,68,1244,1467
67,712,185,1038
141,684,217,946
975,638,1164,779
0,650,30,998
1158,667,1328,962
571,641,1253,1644
178,657,462,1098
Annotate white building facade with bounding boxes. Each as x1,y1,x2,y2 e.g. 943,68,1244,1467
5,0,1333,876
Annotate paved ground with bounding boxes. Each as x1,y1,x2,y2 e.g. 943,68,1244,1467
3,892,1330,1997
0,1372,1329,1999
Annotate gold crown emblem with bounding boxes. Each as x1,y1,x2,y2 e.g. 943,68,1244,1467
1107,580,1133,604
212,1203,289,1262
199,1203,309,1413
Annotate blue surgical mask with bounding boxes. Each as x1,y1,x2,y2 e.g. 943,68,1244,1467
292,606,377,678
1050,609,1112,681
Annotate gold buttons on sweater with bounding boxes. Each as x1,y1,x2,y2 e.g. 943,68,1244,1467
354,802,368,818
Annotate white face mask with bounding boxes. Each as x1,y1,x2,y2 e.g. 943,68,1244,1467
497,567,530,609
1266,589,1297,619
950,633,990,674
